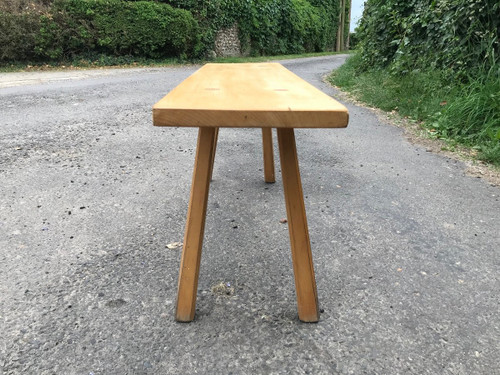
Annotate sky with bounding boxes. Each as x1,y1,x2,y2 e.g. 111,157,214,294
350,0,365,32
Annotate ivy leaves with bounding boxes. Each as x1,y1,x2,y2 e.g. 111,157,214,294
357,0,499,79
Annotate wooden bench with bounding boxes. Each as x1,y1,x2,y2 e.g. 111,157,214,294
153,63,348,322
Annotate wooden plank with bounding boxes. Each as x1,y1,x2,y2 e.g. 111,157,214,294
176,127,216,322
277,128,319,322
262,128,275,183
153,63,348,128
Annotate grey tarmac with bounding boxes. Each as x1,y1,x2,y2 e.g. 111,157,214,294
1,55,499,375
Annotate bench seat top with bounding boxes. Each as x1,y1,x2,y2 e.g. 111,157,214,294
153,63,349,129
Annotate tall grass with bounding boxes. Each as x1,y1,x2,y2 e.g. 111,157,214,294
431,76,500,163
329,54,500,165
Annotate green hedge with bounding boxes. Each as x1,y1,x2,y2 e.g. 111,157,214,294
335,0,500,164
96,0,341,55
0,0,201,62
37,0,201,59
156,0,339,55
0,0,342,62
201,0,335,56
356,0,500,78
0,11,40,61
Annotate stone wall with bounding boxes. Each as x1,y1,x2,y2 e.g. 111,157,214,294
214,23,241,57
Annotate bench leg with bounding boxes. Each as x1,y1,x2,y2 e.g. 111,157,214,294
209,127,219,181
277,128,319,322
262,128,275,183
176,127,217,322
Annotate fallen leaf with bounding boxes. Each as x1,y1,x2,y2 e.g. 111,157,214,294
166,242,182,249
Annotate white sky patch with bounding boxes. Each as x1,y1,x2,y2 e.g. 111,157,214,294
350,0,365,32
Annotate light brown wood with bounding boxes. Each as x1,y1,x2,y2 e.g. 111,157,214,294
262,128,275,183
153,63,349,128
277,128,319,322
209,127,219,181
154,63,349,322
176,127,216,322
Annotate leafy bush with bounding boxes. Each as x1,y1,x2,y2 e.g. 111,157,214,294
309,0,340,50
35,6,95,59
286,0,322,52
206,0,328,56
1,0,343,62
330,50,500,165
34,0,201,59
0,11,40,61
159,0,339,56
356,0,499,78
348,32,358,49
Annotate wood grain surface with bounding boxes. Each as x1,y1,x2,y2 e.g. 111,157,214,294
153,63,348,128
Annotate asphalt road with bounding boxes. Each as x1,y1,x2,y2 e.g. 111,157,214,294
1,55,499,375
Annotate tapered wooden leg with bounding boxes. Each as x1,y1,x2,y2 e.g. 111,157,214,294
277,128,319,322
262,128,275,183
209,127,219,181
176,127,217,322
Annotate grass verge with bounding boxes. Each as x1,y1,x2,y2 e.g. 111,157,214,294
0,51,345,73
329,53,500,166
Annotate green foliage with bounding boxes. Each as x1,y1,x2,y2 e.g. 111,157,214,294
308,0,340,51
0,11,40,61
34,0,200,59
191,0,334,56
430,75,500,163
1,0,343,62
356,0,499,77
161,0,339,56
340,0,500,164
249,0,329,55
331,54,451,118
330,54,500,165
159,0,198,9
349,32,359,49
35,5,95,59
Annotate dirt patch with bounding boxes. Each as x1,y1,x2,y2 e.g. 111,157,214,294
330,84,500,187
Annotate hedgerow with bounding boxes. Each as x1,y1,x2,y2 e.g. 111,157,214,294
161,0,339,56
356,0,499,78
0,11,40,61
332,0,500,164
0,0,344,62
35,0,200,59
